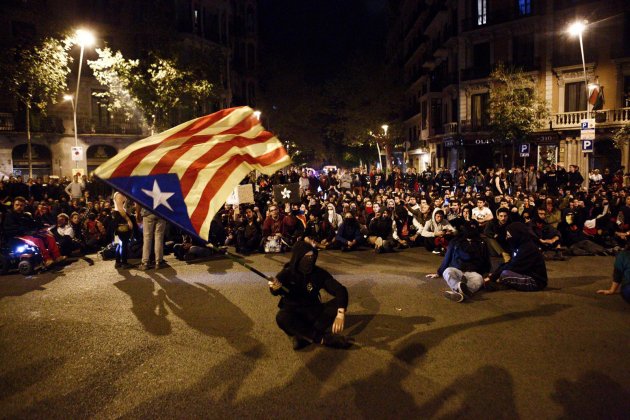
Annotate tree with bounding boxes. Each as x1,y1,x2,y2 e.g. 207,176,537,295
320,56,404,169
88,48,215,132
613,122,630,149
488,64,549,166
1,37,72,177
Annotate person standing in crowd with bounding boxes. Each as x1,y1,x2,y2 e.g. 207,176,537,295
112,192,134,269
526,164,538,193
426,221,491,302
139,206,167,270
268,240,352,350
64,174,85,200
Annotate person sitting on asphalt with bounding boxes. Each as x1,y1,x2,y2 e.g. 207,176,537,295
484,222,548,292
596,244,630,304
368,207,396,253
334,212,363,251
426,220,491,302
50,213,82,256
531,207,565,260
483,207,511,263
472,198,494,228
235,206,262,255
3,196,65,267
268,240,352,350
421,208,456,254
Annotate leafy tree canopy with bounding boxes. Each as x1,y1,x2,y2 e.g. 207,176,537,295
88,47,215,131
488,63,549,144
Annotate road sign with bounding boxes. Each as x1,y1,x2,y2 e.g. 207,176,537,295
71,146,83,161
582,140,593,153
519,143,530,157
580,118,595,141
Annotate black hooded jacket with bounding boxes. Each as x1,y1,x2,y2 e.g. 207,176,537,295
490,222,548,287
271,241,348,309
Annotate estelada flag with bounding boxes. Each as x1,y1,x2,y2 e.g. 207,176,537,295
273,183,301,204
94,106,291,240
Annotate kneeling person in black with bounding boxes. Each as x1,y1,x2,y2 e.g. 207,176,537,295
268,240,351,350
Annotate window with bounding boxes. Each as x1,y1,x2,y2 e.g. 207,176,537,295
518,0,531,15
91,89,110,129
564,82,586,112
421,101,427,129
471,93,489,130
477,0,487,26
624,76,630,107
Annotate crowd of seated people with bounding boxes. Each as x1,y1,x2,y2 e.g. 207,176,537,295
1,163,629,273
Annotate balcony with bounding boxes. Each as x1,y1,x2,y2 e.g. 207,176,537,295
443,122,458,135
551,108,630,129
0,112,64,133
78,116,148,136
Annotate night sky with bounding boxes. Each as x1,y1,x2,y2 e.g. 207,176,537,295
258,0,388,84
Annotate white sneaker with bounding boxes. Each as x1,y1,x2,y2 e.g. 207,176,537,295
443,290,464,302
432,249,441,254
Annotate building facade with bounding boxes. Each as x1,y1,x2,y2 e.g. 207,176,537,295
388,0,630,173
0,0,259,178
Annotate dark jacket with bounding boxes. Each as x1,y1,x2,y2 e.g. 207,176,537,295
437,234,491,276
2,209,41,237
335,219,362,244
490,222,548,287
271,241,348,309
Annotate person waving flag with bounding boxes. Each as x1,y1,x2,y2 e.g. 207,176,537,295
94,106,291,241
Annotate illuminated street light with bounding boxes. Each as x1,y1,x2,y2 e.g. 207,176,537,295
71,28,95,168
567,20,589,111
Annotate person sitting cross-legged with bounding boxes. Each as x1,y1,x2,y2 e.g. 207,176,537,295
484,222,548,292
426,221,491,302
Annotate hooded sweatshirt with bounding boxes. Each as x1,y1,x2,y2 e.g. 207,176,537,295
421,208,457,238
437,222,491,276
271,241,348,309
490,222,548,288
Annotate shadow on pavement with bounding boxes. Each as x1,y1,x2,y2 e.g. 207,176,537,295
10,345,159,418
114,273,171,336
150,270,264,357
552,371,630,419
394,303,572,365
0,357,65,400
0,274,58,300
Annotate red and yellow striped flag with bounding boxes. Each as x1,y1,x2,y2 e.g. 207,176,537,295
94,106,291,240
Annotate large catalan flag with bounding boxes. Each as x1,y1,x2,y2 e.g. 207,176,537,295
94,106,291,241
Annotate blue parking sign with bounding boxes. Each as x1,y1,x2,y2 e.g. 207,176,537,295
519,143,530,157
582,140,593,153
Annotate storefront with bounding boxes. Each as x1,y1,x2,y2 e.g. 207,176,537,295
11,144,52,178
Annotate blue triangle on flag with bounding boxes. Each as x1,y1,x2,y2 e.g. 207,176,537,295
107,173,197,237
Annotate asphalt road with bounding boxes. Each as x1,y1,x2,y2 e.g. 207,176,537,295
0,248,628,419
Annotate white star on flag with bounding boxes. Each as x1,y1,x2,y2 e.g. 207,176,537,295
142,180,174,211
281,187,292,199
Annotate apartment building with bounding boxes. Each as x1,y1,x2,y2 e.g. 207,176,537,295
388,0,630,172
0,0,258,178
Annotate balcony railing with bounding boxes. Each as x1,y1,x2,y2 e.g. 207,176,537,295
551,108,630,129
443,122,458,135
0,112,64,133
77,116,148,135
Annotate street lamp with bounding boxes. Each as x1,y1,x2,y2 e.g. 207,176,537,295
568,20,589,112
70,28,95,168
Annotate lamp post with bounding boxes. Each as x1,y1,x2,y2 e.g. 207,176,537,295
70,29,95,170
568,21,589,112
568,20,590,188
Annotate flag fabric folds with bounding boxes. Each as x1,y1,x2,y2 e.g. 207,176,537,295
94,106,291,241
